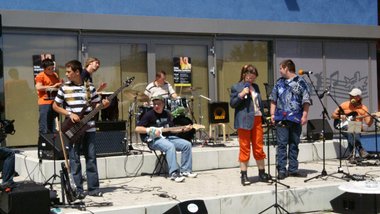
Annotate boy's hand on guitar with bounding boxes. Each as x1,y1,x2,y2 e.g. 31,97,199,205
183,124,193,132
69,113,80,123
102,99,110,109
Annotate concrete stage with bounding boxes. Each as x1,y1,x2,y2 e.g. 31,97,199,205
13,137,380,214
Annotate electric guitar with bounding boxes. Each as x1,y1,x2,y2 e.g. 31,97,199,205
61,77,135,143
333,111,380,130
56,118,78,202
144,124,205,143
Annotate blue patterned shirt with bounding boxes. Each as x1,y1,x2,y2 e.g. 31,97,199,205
269,76,311,124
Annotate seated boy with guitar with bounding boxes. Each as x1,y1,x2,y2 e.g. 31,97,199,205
135,96,200,182
331,88,374,160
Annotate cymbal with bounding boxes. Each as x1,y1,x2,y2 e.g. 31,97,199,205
183,87,202,92
124,89,149,102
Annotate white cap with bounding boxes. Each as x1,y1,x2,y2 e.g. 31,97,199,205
349,88,362,96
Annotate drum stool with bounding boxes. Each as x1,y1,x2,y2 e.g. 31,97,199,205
209,123,226,143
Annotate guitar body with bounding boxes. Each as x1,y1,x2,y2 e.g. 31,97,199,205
334,111,358,130
61,115,90,143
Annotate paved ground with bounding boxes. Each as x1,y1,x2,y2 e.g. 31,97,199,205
46,157,380,213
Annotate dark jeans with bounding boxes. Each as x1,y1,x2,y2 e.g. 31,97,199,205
69,132,99,193
276,121,302,174
0,147,15,184
342,132,362,155
39,104,58,134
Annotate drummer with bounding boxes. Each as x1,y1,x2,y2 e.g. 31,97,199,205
144,70,178,102
35,58,63,134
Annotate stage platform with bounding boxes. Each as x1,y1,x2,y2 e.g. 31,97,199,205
12,137,380,213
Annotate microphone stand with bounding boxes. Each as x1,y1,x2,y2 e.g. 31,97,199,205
327,93,353,179
303,74,346,182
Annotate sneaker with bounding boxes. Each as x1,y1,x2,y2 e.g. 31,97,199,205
359,149,369,158
277,172,286,180
259,172,271,182
88,190,103,197
181,171,198,178
288,171,307,178
170,172,185,183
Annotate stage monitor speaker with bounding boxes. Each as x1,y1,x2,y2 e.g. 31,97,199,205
38,132,68,160
307,119,333,140
208,102,229,124
95,121,127,157
164,199,208,214
0,182,50,214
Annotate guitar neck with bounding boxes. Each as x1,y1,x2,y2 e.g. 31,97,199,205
80,79,133,125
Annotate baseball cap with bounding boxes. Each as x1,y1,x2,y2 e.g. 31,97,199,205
151,95,165,102
349,88,362,96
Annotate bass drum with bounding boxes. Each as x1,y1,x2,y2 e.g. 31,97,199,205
173,116,195,142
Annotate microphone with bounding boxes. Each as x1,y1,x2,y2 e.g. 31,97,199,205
351,99,357,104
318,86,331,99
298,69,313,75
244,82,250,99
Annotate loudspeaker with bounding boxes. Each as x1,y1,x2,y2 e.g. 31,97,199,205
0,182,50,214
164,200,208,214
330,192,379,213
38,133,68,160
208,102,229,124
307,119,333,140
95,131,127,157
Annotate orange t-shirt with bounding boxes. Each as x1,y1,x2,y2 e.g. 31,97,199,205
337,100,369,122
35,71,60,105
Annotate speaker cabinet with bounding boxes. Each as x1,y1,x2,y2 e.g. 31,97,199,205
0,182,50,214
307,119,333,140
95,131,127,157
95,121,127,157
208,102,229,124
164,200,208,214
38,133,68,160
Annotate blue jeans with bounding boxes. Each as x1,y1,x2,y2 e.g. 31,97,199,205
149,136,193,175
39,104,58,134
342,132,362,155
69,132,99,193
0,147,15,184
276,121,302,174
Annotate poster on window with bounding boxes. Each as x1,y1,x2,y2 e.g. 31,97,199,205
173,56,192,87
33,53,55,78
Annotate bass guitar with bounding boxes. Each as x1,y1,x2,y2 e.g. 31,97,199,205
61,77,135,143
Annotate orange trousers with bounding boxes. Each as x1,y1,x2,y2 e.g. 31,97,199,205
237,116,266,162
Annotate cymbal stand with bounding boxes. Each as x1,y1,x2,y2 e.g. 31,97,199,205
127,96,137,151
194,94,211,144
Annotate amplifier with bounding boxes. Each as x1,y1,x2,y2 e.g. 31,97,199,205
208,102,229,124
0,182,50,214
95,120,126,131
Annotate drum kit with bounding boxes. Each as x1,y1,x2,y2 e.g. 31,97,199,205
124,87,203,143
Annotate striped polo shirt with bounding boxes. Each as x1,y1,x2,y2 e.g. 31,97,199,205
55,81,100,132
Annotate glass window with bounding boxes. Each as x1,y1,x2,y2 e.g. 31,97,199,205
3,33,77,146
216,40,272,134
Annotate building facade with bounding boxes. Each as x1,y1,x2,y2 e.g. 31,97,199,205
0,0,379,146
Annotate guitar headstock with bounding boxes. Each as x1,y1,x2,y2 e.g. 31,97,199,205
124,77,135,87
